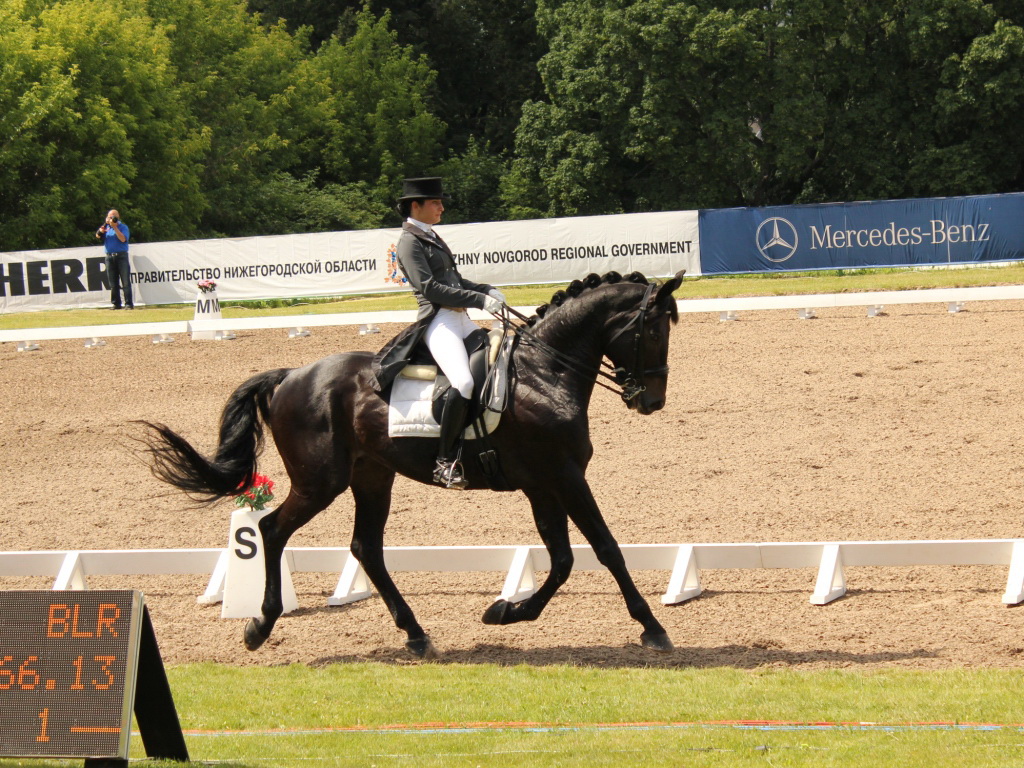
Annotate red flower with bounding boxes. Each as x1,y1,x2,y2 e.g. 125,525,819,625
234,473,275,511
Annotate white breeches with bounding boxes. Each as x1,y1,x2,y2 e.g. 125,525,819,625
425,308,479,399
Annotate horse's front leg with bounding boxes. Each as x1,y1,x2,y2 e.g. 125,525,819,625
558,469,673,652
482,488,574,626
244,492,329,650
349,460,437,659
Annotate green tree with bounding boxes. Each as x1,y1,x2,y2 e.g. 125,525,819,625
908,14,1024,195
305,10,445,217
504,0,766,216
0,0,79,250
241,0,542,223
505,0,1024,217
0,0,204,249
145,0,322,235
244,0,545,155
233,171,390,233
437,137,509,223
246,0,359,48
370,0,544,153
144,2,442,235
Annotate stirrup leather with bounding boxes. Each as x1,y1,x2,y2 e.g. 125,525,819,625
433,458,467,490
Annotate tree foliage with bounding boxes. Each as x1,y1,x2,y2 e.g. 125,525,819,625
0,0,443,249
243,0,546,155
142,1,440,235
1,0,204,248
2,0,1023,251
504,0,1024,217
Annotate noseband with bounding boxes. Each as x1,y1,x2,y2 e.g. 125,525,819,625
501,282,667,403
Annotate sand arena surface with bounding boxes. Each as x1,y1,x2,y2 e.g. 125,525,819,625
3,300,1024,669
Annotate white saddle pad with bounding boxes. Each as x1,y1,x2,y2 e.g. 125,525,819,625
387,328,508,438
387,374,501,438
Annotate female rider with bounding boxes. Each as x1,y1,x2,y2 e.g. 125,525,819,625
372,177,505,488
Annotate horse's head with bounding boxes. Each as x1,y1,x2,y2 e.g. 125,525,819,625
604,271,685,415
523,270,686,412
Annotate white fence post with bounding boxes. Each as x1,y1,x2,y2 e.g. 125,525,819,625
6,538,1024,612
197,549,230,605
500,546,538,603
328,552,373,606
810,544,847,605
661,544,702,604
52,552,86,590
1002,541,1024,605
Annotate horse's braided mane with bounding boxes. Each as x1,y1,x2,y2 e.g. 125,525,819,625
527,271,649,326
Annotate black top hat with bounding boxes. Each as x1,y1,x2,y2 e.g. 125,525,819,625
397,177,450,202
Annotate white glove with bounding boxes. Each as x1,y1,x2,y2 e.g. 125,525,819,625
488,288,507,304
483,295,503,314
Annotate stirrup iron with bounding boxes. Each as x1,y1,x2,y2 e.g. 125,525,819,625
433,458,467,490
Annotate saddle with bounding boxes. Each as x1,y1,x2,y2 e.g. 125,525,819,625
387,328,514,439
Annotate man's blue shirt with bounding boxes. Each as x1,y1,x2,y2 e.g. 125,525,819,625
104,223,130,253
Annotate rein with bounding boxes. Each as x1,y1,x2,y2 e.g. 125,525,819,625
497,282,663,403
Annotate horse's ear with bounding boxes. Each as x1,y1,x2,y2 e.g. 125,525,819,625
656,270,685,301
655,270,685,320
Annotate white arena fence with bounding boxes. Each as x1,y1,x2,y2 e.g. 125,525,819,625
5,284,1024,351
2,540,1024,611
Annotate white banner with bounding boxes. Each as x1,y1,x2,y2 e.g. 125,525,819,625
0,210,699,312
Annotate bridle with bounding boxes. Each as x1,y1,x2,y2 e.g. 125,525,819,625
499,282,666,403
604,282,666,401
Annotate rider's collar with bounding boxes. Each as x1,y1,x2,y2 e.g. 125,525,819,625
407,218,434,236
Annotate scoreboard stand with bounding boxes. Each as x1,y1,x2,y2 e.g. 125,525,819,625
1,590,189,765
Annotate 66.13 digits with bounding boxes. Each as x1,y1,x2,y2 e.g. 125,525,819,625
0,654,117,692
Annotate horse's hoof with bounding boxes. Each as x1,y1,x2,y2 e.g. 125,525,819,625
406,637,439,660
640,631,674,653
482,599,512,625
243,618,270,651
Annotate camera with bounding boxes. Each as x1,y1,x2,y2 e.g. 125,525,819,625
110,216,119,223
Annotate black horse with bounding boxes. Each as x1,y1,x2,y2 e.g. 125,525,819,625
139,270,685,658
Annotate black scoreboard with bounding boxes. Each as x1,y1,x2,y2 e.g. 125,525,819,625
0,590,188,763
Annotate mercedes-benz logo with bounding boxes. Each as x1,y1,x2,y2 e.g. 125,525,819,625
755,217,799,262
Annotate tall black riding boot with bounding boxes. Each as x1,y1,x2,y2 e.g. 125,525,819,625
434,388,471,489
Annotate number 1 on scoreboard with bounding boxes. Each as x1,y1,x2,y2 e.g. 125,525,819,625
36,707,49,742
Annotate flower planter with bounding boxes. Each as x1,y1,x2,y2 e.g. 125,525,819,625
220,506,299,619
192,285,224,340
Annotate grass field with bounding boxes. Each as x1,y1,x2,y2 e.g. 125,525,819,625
7,263,1024,767
10,665,1024,767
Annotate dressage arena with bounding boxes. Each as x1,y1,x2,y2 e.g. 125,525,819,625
3,299,1024,669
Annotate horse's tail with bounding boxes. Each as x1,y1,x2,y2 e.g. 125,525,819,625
135,368,292,504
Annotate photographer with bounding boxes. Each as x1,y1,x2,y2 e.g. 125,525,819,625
95,209,132,309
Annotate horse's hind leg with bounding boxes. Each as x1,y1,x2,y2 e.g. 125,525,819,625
349,459,437,659
243,489,334,650
482,489,574,626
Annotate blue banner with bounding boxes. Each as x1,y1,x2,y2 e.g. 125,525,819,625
698,193,1024,274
